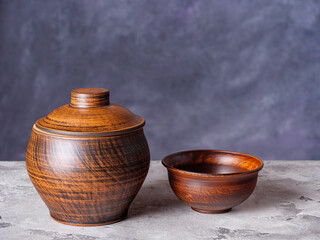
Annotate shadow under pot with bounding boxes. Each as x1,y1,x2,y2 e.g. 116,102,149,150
162,150,263,214
26,88,150,226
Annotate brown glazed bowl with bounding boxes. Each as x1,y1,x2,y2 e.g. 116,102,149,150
162,150,263,214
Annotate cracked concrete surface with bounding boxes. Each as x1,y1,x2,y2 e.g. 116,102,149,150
0,161,319,240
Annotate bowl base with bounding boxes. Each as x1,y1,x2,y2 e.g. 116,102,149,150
50,212,127,226
191,207,232,214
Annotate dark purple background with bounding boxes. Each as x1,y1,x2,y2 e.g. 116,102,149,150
0,0,319,160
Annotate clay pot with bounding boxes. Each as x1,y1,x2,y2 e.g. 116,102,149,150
162,150,263,214
26,88,150,226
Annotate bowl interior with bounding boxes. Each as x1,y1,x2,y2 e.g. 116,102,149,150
163,150,263,175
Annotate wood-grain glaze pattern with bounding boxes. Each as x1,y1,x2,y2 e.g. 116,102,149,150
162,150,263,214
26,128,149,225
26,88,150,226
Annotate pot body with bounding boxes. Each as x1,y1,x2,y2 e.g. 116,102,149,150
26,127,150,226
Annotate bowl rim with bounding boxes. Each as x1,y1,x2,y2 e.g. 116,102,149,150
162,149,264,177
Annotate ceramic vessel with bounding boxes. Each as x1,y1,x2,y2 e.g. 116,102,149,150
26,88,150,226
162,150,263,213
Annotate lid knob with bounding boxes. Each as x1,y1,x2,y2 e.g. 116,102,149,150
71,88,110,108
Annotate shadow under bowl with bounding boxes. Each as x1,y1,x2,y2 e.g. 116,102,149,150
162,149,263,214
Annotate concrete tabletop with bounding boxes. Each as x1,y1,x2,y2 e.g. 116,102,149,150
0,161,319,240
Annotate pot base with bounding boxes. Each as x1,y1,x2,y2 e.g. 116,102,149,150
191,207,232,214
50,213,127,226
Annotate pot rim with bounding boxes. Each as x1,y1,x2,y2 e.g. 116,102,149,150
33,122,145,137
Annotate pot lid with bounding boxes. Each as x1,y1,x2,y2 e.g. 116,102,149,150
35,88,145,136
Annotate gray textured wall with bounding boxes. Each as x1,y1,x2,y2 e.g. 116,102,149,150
0,0,319,160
